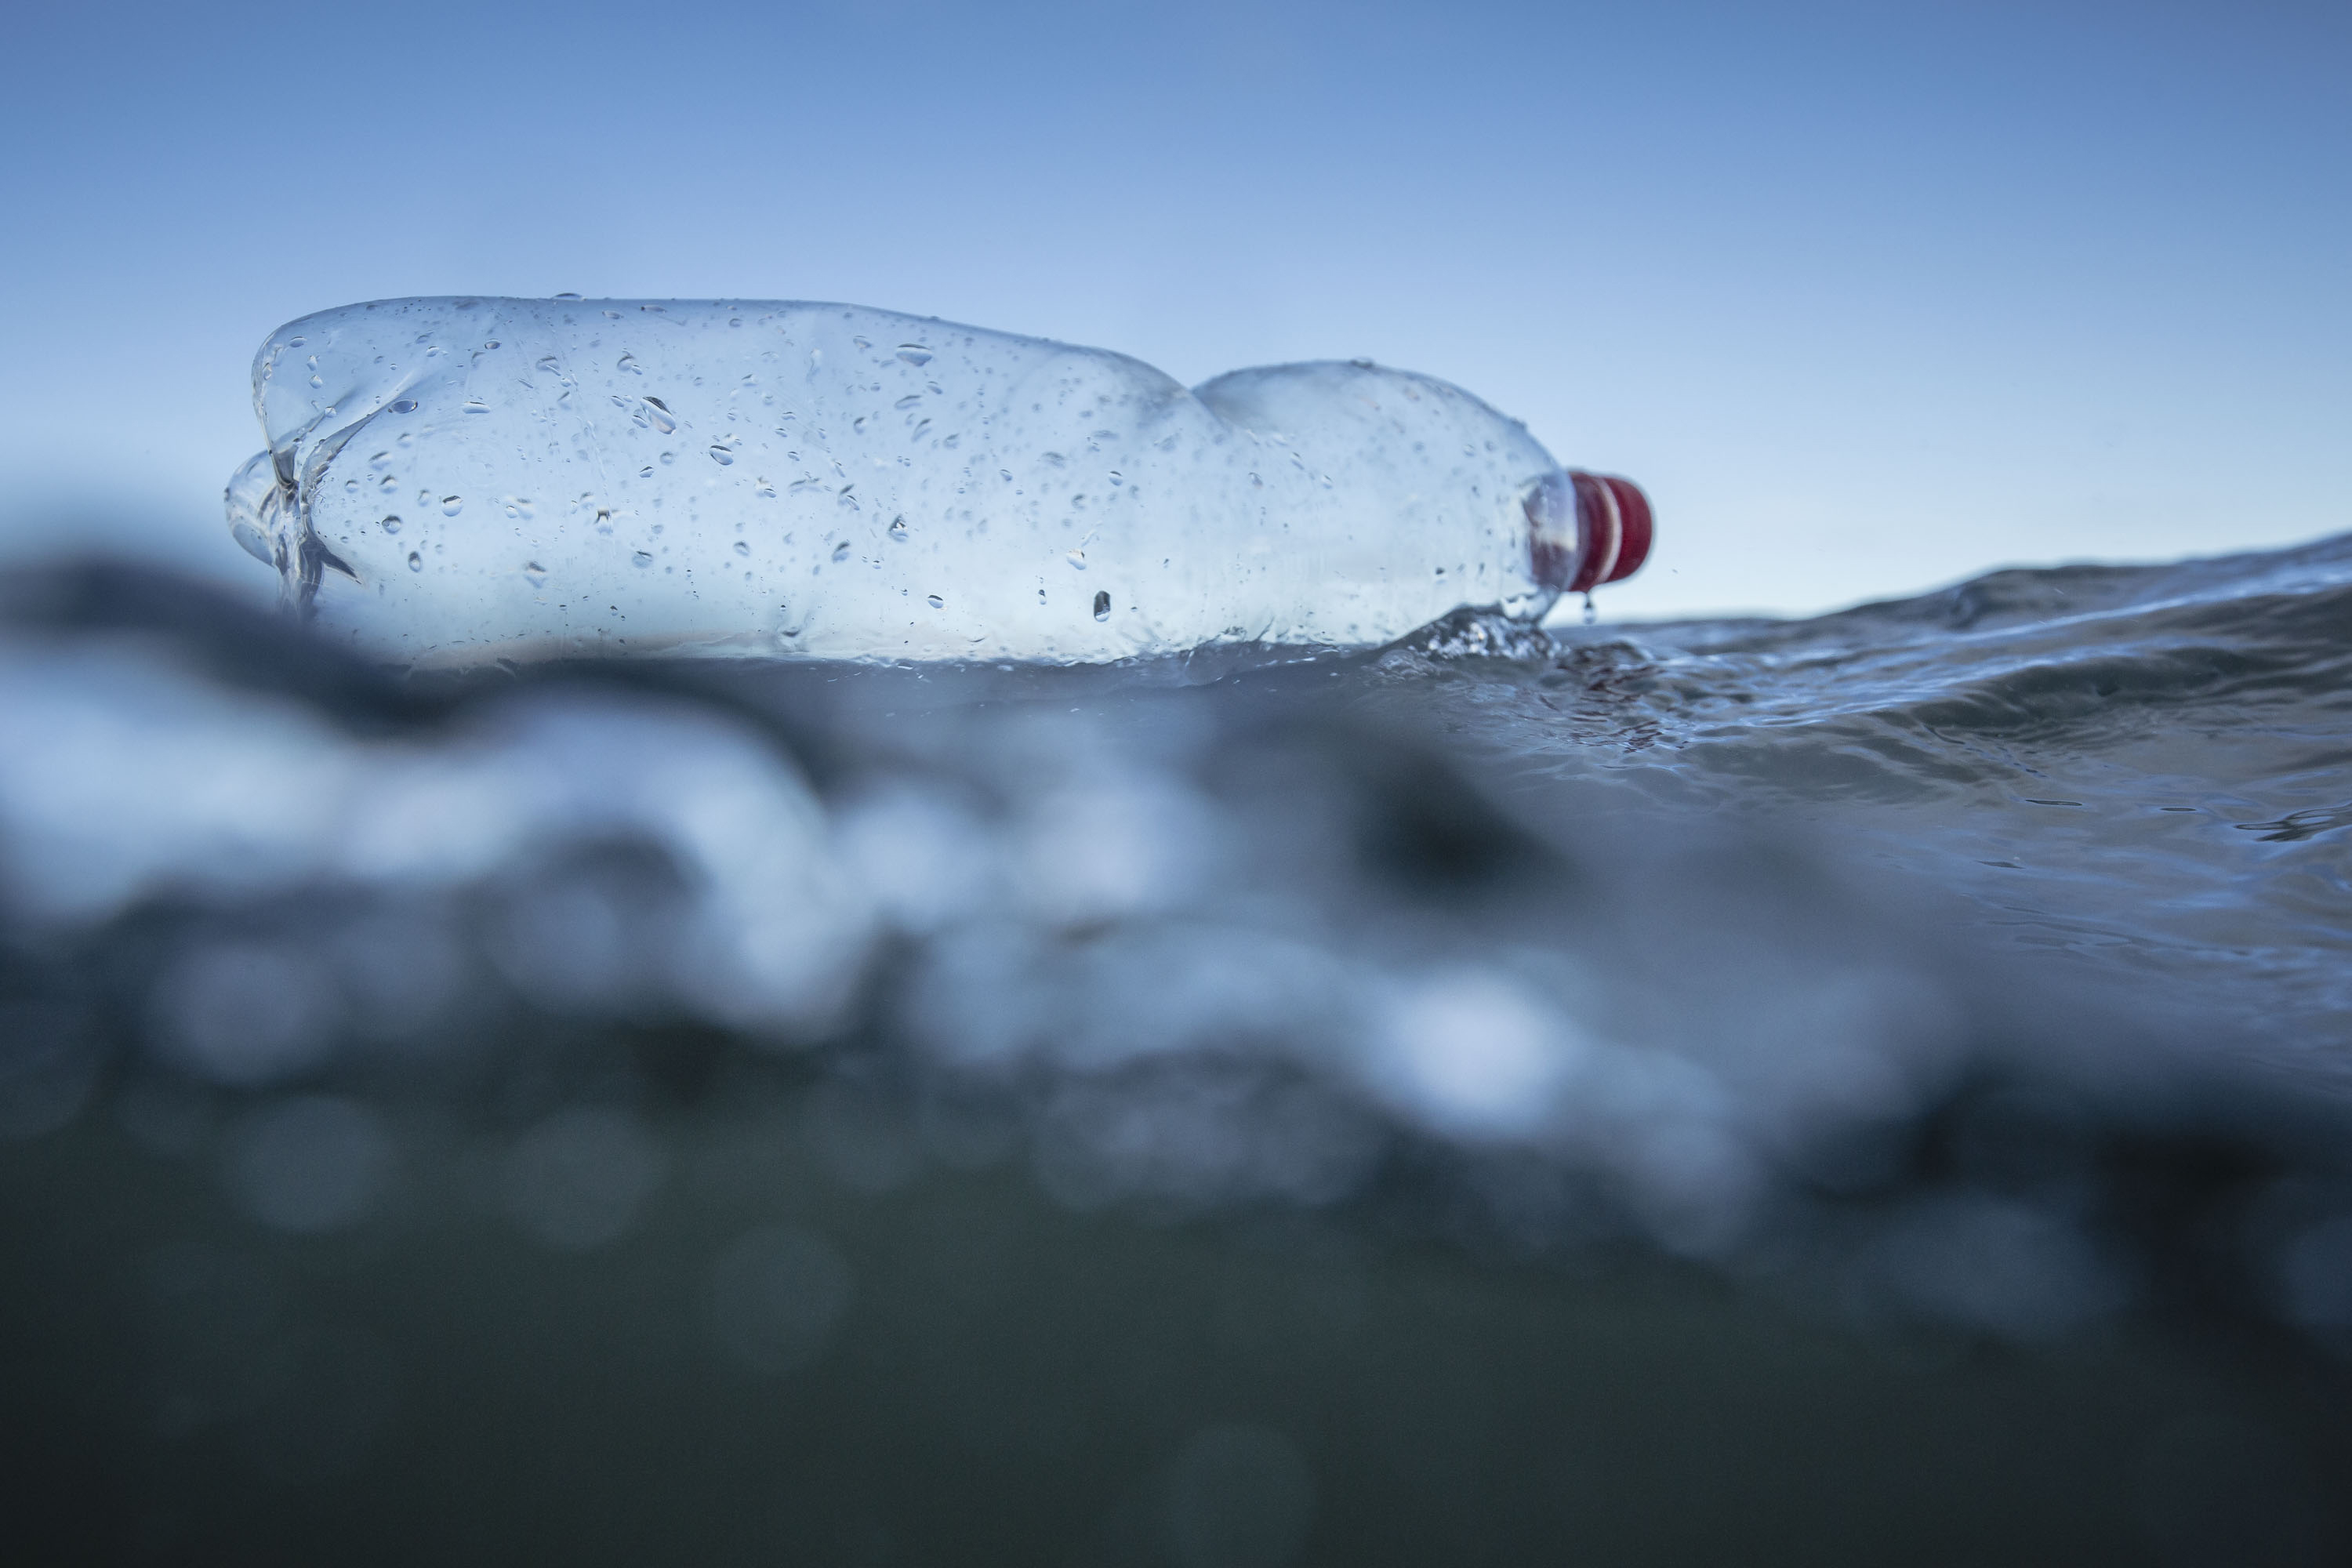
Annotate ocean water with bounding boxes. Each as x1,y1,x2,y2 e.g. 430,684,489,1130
3,537,2350,1564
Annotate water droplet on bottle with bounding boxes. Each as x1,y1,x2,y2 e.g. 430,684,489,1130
641,397,677,434
379,474,397,492
831,541,851,563
754,478,776,498
1065,549,1086,569
887,517,909,542
390,399,419,414
1582,592,1597,626
709,445,735,466
927,594,943,608
618,353,641,375
407,551,423,572
369,451,393,470
554,292,583,300
896,346,933,366
380,515,402,535
733,541,750,557
1093,591,1111,621
522,562,548,586
441,495,463,516
483,340,500,350
632,551,654,568
536,355,561,372
463,399,489,415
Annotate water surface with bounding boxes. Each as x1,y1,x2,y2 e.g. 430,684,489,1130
3,536,2350,1564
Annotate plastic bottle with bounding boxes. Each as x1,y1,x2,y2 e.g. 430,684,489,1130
226,298,1652,665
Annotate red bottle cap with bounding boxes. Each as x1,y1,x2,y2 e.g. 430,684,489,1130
1561,472,1654,593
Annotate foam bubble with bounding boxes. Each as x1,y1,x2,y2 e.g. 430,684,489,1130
706,1223,855,1375
499,1106,668,1251
155,942,343,1087
227,1095,394,1234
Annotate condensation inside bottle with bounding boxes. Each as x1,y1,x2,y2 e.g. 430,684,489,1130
230,298,1632,666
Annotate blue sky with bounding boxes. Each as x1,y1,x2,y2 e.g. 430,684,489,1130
2,0,2343,619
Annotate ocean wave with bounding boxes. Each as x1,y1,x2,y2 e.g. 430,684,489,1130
5,544,2350,1323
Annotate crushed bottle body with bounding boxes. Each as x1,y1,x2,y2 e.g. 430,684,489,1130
230,298,1629,666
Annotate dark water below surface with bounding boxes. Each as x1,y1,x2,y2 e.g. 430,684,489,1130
3,538,2351,1565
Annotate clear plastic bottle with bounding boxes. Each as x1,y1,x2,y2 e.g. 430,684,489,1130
226,298,1651,665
